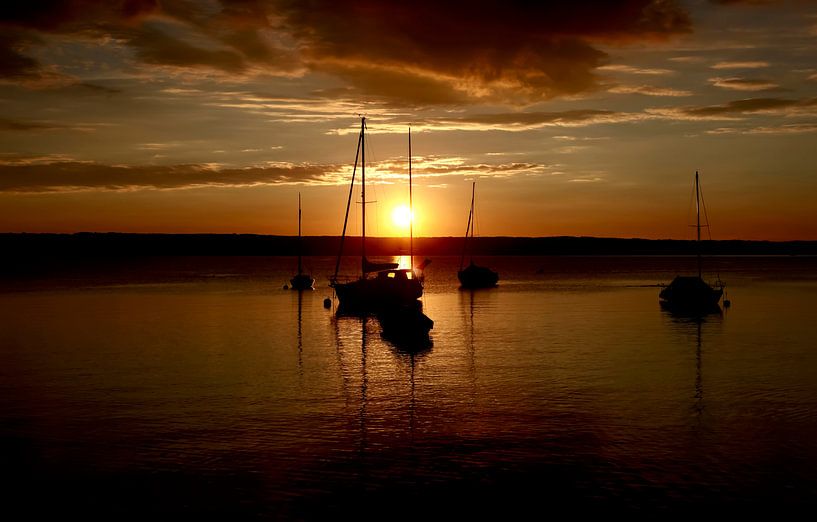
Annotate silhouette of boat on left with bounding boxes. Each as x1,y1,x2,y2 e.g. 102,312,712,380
290,192,315,290
330,118,432,340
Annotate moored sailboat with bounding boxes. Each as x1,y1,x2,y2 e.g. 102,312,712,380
659,171,724,312
290,192,315,290
458,182,498,288
330,118,424,314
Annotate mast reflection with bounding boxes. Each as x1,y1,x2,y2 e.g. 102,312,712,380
662,308,724,419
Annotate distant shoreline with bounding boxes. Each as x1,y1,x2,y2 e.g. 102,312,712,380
2,232,816,257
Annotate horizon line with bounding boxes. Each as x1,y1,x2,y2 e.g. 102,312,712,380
2,232,817,243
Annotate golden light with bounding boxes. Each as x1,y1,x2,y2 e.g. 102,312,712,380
391,205,413,228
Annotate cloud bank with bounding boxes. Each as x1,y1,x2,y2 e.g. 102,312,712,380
1,1,692,103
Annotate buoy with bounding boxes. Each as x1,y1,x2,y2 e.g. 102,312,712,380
323,298,332,309
724,299,731,308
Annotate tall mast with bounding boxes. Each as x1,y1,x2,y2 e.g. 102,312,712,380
695,171,701,279
297,192,302,275
409,126,413,271
333,124,362,281
361,117,366,276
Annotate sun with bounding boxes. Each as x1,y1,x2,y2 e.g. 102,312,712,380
391,205,413,228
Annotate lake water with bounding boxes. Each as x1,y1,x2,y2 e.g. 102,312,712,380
2,255,816,517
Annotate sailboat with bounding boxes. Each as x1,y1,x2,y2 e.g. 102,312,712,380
458,182,499,288
330,118,424,313
659,171,724,312
290,192,315,290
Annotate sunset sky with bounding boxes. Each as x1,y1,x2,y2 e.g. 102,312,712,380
1,0,816,240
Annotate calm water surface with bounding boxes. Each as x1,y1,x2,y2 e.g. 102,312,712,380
2,256,816,517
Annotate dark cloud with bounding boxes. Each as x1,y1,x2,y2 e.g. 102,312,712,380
0,31,44,80
0,119,96,132
709,0,776,5
682,97,817,116
0,1,286,79
0,161,339,192
1,0,691,103
317,62,473,105
130,25,246,72
77,83,122,95
0,0,159,30
268,0,691,103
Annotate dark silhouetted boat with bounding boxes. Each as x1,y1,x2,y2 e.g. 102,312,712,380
330,118,425,314
659,171,724,313
290,192,315,290
458,182,498,288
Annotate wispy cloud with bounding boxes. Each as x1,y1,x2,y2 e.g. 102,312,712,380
0,118,103,132
706,123,817,135
552,135,610,141
371,156,555,181
708,76,780,91
0,157,556,192
597,64,675,75
554,146,590,154
202,91,395,124
668,56,705,63
567,176,605,183
651,97,817,120
608,84,693,96
0,161,343,193
0,153,84,165
330,110,647,135
711,61,770,69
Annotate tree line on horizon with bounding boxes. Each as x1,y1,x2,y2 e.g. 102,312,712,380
1,233,815,257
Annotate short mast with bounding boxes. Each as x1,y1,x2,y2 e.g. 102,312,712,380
469,181,476,259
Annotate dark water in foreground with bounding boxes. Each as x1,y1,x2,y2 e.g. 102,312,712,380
2,256,817,517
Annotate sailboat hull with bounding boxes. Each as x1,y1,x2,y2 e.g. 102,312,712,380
333,270,423,313
458,263,499,288
659,276,722,312
290,274,315,290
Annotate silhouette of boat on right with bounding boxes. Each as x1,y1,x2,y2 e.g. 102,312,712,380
458,182,498,289
659,171,725,313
